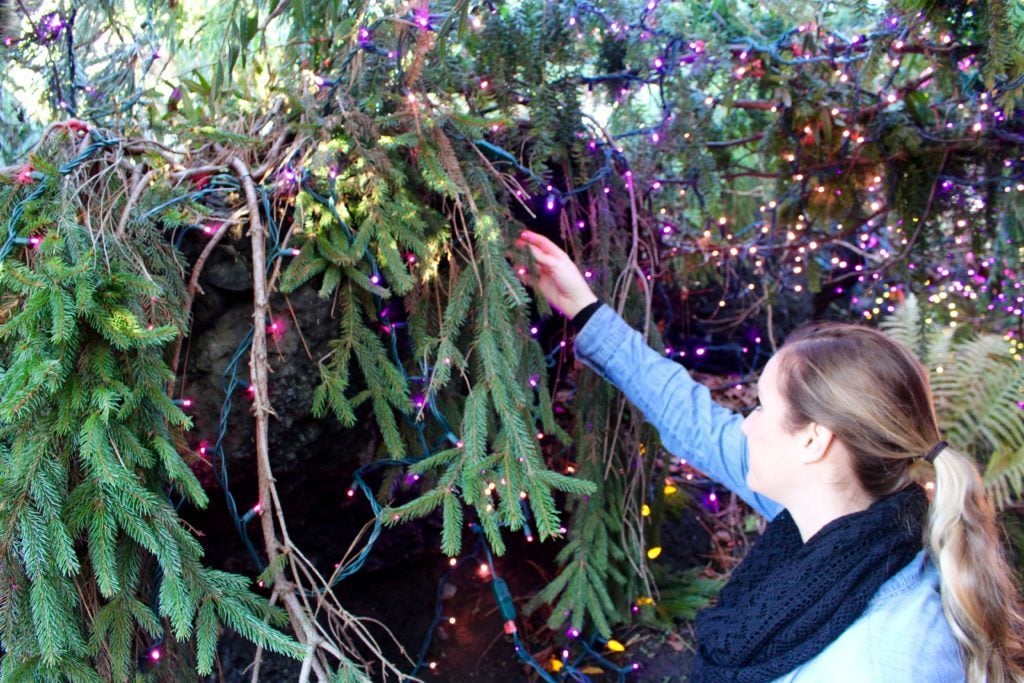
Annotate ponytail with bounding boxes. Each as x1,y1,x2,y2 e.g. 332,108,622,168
928,446,1024,682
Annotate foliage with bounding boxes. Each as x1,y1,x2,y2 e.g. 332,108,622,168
644,566,726,624
0,141,303,679
525,366,660,638
881,294,1024,509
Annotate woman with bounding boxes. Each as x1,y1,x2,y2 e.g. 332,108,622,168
516,230,1024,682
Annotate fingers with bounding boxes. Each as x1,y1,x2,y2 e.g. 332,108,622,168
513,231,562,268
512,231,596,317
524,243,561,268
518,231,570,269
518,230,564,258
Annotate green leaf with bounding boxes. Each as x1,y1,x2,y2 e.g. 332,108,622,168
87,503,121,597
158,572,196,640
256,553,290,588
441,493,464,556
195,601,219,676
531,469,598,496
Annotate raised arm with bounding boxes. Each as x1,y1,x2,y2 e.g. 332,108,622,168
574,305,780,518
516,231,782,519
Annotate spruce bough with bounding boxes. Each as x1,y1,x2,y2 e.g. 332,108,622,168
0,174,303,679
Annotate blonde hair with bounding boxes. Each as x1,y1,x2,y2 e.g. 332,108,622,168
775,322,1024,682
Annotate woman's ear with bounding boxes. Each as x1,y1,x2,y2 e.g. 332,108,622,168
797,422,835,465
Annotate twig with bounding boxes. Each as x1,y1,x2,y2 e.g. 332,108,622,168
116,167,155,238
0,119,90,177
731,100,776,111
252,129,291,181
705,132,765,148
233,156,332,682
170,165,226,185
167,215,238,384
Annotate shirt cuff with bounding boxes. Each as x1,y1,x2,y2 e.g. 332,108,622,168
573,304,634,379
570,300,604,333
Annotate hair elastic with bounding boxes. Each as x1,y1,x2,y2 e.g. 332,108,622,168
922,440,947,463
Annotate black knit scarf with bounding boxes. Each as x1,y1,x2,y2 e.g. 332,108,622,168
692,485,928,682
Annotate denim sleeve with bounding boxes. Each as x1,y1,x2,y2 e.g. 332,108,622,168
574,304,782,520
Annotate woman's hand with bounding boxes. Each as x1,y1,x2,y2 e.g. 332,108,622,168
515,230,598,319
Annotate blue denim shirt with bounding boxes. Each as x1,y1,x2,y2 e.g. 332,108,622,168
575,304,964,682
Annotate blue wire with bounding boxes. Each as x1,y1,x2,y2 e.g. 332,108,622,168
2,130,117,260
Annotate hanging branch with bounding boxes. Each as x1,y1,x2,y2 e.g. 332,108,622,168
233,156,337,682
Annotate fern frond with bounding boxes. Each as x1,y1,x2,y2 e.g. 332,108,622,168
879,292,925,361
885,300,1024,508
984,446,1024,509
